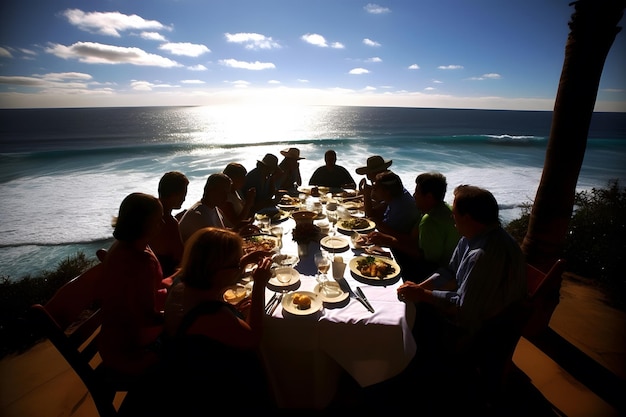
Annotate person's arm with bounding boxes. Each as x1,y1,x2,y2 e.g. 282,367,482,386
367,226,422,258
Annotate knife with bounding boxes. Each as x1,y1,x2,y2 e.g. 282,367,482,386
268,293,284,316
336,277,374,313
265,292,278,313
356,287,375,313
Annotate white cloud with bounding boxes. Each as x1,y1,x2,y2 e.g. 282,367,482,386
159,42,210,57
363,86,377,91
141,32,167,41
301,34,343,48
225,33,281,50
130,80,177,91
19,48,37,56
268,80,281,84
433,80,443,84
181,79,205,84
302,33,328,47
364,4,391,14
602,88,625,93
468,73,502,81
187,64,207,71
367,57,382,63
219,59,275,70
62,9,171,37
46,42,181,67
408,64,420,70
0,47,12,58
425,87,436,91
438,65,464,70
297,79,309,83
349,68,370,75
363,38,381,47
225,80,251,88
39,72,93,81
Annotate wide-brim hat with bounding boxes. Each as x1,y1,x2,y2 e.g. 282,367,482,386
257,153,283,173
355,155,392,175
280,147,305,160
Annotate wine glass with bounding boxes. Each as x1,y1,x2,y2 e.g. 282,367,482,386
314,252,331,294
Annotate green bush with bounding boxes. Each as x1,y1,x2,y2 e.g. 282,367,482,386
0,252,96,359
505,179,626,310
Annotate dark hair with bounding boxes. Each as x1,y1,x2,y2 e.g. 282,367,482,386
202,173,232,199
453,185,499,225
374,171,403,197
158,171,189,198
415,172,447,202
112,193,162,242
178,227,243,290
223,162,247,179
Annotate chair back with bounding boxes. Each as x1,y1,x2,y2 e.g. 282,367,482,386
29,263,126,417
524,259,567,340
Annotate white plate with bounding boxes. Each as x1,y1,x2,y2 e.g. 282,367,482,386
268,268,300,287
255,209,290,223
313,281,349,303
337,217,376,234
222,284,250,305
282,291,323,315
349,255,401,283
242,235,280,254
320,236,350,252
277,203,300,210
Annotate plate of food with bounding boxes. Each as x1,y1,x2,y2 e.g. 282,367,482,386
277,195,301,210
242,234,280,254
336,217,376,234
320,236,350,252
349,255,401,284
313,281,349,304
255,208,290,223
222,284,250,305
281,291,323,315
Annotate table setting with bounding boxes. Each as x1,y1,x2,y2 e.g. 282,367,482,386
232,191,417,409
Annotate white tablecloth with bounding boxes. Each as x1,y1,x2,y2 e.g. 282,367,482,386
259,218,416,409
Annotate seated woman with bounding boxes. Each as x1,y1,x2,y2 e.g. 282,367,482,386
121,227,275,415
219,162,256,229
98,192,168,379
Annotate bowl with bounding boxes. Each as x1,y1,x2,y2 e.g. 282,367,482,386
292,210,317,225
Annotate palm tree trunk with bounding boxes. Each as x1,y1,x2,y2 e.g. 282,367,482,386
522,0,625,271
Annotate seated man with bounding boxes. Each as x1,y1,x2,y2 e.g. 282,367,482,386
178,173,232,243
356,155,393,220
241,153,284,213
397,185,527,362
368,172,460,282
308,149,356,190
149,171,189,278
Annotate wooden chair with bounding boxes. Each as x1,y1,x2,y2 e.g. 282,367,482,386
466,258,567,407
524,258,567,340
29,262,130,417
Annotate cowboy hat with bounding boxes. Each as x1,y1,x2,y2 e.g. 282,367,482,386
280,147,305,160
355,155,392,175
257,153,283,173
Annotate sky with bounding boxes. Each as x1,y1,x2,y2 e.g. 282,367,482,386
0,0,624,111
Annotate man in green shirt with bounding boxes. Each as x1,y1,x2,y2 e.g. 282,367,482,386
367,172,460,282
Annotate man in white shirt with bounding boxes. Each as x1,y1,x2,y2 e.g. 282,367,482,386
178,173,232,243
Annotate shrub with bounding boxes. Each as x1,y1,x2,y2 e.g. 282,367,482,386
0,252,96,359
505,179,626,311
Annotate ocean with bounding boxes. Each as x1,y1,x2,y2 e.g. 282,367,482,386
1,105,625,280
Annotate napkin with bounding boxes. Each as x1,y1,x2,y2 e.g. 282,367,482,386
332,256,346,279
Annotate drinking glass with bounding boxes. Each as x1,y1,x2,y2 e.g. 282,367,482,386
270,226,284,248
314,252,331,294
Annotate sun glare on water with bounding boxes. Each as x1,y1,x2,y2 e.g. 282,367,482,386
183,105,338,146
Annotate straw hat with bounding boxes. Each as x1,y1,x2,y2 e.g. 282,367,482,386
280,147,305,160
355,155,392,175
257,153,282,173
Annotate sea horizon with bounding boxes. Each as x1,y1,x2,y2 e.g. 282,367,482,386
1,105,625,280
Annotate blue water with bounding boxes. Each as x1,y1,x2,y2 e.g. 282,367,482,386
1,105,625,280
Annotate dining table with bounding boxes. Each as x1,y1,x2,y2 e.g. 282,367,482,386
249,197,417,409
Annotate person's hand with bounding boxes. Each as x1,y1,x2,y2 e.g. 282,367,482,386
397,281,428,303
366,231,396,247
252,256,273,286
